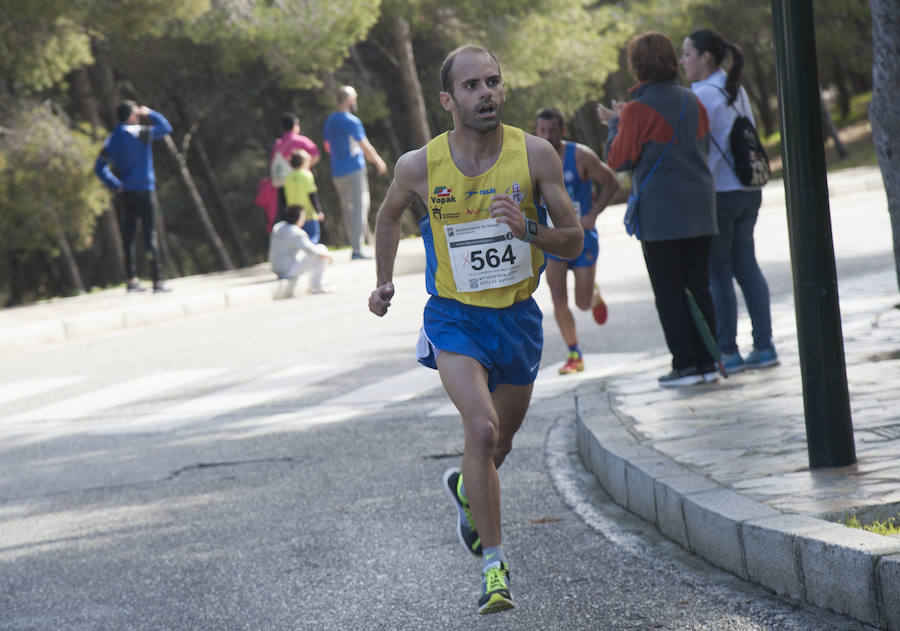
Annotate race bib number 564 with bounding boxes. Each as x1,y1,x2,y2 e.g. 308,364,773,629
445,218,533,292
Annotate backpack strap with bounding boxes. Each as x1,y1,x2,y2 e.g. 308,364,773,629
710,85,742,175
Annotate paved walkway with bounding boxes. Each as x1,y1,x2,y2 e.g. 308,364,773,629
2,167,899,628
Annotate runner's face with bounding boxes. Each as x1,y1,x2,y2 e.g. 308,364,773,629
534,118,563,150
446,52,505,132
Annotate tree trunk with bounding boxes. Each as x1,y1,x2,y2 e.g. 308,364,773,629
163,134,235,271
391,16,431,148
153,203,182,277
72,63,126,286
49,206,85,294
91,39,119,127
193,136,251,267
869,0,900,296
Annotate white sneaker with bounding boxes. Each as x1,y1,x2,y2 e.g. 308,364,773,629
309,283,336,294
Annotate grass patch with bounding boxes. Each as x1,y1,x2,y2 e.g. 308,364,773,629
844,513,900,537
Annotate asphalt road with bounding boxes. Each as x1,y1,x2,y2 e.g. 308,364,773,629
0,228,884,630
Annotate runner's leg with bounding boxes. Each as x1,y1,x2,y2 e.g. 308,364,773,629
546,259,576,347
437,351,503,549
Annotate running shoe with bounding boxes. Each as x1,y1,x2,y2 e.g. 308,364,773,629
478,562,514,614
745,346,779,368
558,352,584,375
442,468,482,556
591,283,608,325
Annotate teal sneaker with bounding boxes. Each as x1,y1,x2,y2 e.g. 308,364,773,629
478,562,514,614
745,346,779,368
721,352,746,374
442,468,482,556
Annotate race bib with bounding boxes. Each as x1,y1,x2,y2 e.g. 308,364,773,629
445,218,533,293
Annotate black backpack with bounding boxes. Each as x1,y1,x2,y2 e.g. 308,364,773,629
711,87,770,187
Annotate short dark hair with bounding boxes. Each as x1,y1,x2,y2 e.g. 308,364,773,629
440,45,501,95
116,100,137,123
535,107,564,129
281,112,299,132
284,204,304,224
627,32,679,83
289,149,310,169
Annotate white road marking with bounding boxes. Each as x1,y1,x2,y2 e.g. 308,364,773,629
0,376,87,407
118,364,350,432
3,370,221,424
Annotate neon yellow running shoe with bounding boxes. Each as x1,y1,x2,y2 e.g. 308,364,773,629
478,562,514,614
442,468,482,556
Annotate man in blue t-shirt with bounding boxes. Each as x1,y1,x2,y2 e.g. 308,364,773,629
95,100,173,292
322,85,387,259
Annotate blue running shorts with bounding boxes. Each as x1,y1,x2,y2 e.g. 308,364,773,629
545,227,598,269
416,296,543,392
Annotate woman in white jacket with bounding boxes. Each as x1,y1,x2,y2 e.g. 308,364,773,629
680,29,778,372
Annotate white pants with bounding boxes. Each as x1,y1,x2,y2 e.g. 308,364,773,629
280,252,325,289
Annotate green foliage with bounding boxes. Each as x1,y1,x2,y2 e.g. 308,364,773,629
84,0,212,39
188,0,381,89
0,1,93,92
0,102,107,257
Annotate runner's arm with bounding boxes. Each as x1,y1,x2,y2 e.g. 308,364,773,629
578,144,620,229
369,148,425,316
527,135,583,259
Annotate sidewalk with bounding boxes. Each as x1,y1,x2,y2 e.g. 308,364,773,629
578,166,900,629
2,167,898,628
0,239,425,354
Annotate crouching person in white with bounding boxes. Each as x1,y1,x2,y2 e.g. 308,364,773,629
269,204,334,296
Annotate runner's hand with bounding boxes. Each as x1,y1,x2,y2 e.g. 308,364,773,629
489,194,525,239
369,282,394,317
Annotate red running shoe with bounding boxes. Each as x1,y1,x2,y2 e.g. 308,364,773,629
591,283,608,325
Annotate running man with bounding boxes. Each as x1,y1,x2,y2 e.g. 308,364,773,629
534,107,621,374
368,45,582,614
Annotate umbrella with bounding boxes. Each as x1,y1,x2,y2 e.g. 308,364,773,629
684,287,727,378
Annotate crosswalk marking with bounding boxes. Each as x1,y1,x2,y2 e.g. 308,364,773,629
1,354,643,437
325,366,442,407
232,366,447,432
0,376,87,407
121,364,350,432
4,370,221,424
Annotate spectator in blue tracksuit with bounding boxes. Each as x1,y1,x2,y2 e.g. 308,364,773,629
95,101,173,292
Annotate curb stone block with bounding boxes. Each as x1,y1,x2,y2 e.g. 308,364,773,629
63,311,126,338
796,528,900,627
654,473,720,549
742,514,836,601
0,321,66,351
181,292,228,316
878,554,900,631
601,443,658,508
625,457,687,524
683,488,780,579
123,300,187,327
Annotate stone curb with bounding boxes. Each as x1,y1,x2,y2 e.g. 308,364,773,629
574,382,900,630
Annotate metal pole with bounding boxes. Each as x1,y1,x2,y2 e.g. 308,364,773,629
771,0,855,468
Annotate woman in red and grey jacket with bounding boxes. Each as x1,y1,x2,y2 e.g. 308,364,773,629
598,31,719,388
